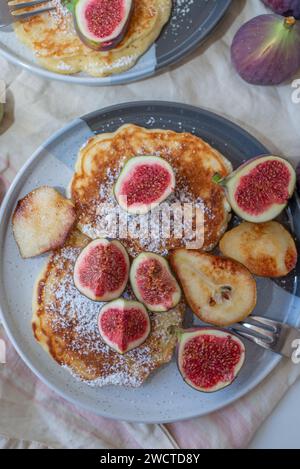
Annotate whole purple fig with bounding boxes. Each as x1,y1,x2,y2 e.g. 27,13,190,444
231,14,300,85
263,0,300,19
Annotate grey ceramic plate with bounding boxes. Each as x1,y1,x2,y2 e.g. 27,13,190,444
0,101,299,423
0,0,231,85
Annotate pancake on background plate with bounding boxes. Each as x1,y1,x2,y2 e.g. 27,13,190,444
69,124,232,255
32,229,184,386
13,0,171,76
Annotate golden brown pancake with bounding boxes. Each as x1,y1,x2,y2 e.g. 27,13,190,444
32,229,184,387
13,0,171,76
69,124,232,255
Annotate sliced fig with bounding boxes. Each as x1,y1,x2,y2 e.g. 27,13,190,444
0,102,4,125
114,156,175,215
98,298,151,354
177,328,245,392
130,252,181,312
263,0,300,19
214,156,296,222
73,238,129,301
74,0,133,51
231,14,300,85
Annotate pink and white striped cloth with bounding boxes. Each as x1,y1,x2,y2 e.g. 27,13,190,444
0,325,299,449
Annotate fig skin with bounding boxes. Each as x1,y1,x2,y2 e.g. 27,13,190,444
73,238,130,302
130,252,181,312
73,0,133,51
98,298,151,354
214,155,296,222
114,156,176,215
177,328,245,393
75,23,128,51
231,14,300,85
263,0,300,19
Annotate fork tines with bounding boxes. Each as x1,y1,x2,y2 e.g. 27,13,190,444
8,0,55,18
231,316,280,352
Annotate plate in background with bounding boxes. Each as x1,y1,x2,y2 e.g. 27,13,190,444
0,0,231,85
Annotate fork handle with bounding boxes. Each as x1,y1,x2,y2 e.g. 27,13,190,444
10,6,56,22
279,326,300,359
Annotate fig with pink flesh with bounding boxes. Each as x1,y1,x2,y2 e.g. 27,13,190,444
114,156,175,215
130,252,181,312
231,14,300,85
177,328,245,392
74,0,133,51
263,0,300,19
74,238,129,301
98,298,151,354
213,156,296,222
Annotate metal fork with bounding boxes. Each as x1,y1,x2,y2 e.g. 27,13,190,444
0,0,55,27
231,315,300,358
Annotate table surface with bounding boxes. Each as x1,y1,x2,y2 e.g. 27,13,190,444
249,379,300,448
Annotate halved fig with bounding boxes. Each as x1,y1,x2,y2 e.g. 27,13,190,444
98,298,151,354
170,249,257,327
74,238,129,301
213,156,296,222
177,328,245,392
114,156,175,215
74,0,133,51
130,252,181,312
263,1,300,20
12,186,76,259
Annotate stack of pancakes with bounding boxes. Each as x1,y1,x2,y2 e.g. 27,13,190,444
33,124,232,387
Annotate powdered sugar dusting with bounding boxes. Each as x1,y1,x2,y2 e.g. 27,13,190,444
80,160,211,256
169,0,195,36
42,244,182,387
50,0,70,23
